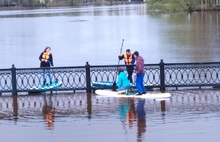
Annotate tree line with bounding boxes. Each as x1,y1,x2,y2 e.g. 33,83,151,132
146,0,220,12
0,0,141,8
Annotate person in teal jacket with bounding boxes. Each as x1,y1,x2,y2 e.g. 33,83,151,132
117,68,131,92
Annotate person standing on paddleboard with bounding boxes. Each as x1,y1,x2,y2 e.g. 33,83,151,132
118,49,135,84
116,68,131,92
133,51,146,95
39,46,54,86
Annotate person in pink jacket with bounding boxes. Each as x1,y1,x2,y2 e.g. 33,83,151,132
133,51,146,95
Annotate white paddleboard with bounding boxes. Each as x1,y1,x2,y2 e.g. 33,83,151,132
95,90,171,99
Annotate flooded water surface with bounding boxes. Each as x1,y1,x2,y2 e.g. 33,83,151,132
1,3,220,142
0,4,220,68
1,90,220,142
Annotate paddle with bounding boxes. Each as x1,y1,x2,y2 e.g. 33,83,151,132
112,39,124,91
118,39,124,65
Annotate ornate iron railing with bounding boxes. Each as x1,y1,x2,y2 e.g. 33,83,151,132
164,62,220,88
1,60,220,95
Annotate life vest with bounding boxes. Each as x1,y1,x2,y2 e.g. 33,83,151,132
42,52,50,62
124,53,133,65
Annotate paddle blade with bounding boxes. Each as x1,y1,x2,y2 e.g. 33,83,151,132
112,82,117,91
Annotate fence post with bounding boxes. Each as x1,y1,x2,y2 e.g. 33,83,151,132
159,60,165,91
11,64,17,95
85,62,91,93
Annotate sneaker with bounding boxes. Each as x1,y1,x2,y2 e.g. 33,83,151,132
142,92,146,94
136,92,142,96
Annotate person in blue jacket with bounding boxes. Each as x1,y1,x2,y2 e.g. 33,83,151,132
117,68,131,92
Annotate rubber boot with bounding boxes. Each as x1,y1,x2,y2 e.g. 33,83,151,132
125,89,128,95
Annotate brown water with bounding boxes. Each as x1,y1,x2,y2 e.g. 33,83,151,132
1,3,220,142
0,4,220,69
1,89,220,142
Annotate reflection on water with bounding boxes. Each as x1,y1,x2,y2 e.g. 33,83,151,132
118,98,146,141
126,98,136,127
136,98,146,140
42,95,54,129
1,4,220,68
1,3,220,142
0,5,146,18
1,90,220,141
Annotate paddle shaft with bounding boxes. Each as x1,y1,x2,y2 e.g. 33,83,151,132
118,39,124,65
113,39,124,90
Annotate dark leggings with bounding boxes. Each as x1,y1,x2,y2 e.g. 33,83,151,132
126,65,134,83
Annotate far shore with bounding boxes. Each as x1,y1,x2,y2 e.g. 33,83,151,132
1,3,220,12
0,2,145,11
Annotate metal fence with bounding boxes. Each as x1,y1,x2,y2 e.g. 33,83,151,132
1,60,220,95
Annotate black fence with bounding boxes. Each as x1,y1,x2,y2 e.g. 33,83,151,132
1,60,220,95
